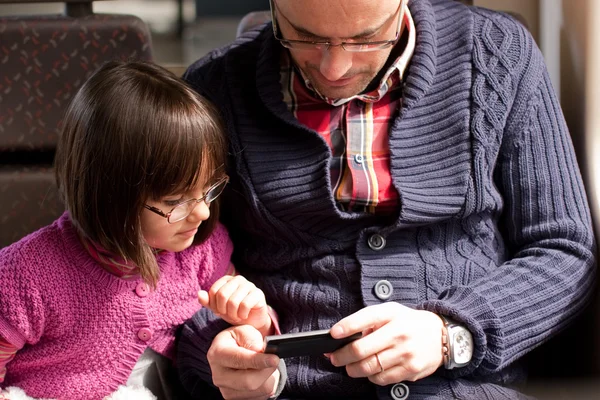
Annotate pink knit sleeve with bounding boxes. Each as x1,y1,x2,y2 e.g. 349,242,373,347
0,242,47,350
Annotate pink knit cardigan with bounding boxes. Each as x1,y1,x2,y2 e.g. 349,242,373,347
0,213,233,399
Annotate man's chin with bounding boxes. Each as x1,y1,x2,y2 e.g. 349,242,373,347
313,83,368,100
301,66,372,99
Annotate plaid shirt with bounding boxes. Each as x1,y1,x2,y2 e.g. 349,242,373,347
281,6,415,214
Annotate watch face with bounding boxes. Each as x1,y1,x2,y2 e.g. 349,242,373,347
452,330,473,364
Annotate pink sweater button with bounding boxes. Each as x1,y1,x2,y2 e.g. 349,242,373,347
135,282,150,297
137,328,153,342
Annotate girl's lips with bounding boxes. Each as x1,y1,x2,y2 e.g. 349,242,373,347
178,227,198,238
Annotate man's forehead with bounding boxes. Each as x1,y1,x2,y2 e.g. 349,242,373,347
275,0,400,38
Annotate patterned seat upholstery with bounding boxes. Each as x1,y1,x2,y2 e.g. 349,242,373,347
0,1,153,247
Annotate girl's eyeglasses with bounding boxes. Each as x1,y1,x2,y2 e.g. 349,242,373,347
144,175,229,224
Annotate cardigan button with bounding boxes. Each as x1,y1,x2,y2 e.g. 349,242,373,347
137,328,153,342
390,382,409,400
368,234,386,251
374,280,393,300
135,282,150,298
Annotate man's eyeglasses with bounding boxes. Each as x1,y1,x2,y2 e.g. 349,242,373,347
144,175,229,224
269,0,403,53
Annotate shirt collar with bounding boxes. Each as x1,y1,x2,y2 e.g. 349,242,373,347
79,234,164,279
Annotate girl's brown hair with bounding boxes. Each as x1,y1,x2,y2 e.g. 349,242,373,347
55,60,227,286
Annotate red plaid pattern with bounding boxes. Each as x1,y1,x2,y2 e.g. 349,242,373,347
0,339,16,384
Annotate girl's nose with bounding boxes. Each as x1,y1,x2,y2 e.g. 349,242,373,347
187,200,210,222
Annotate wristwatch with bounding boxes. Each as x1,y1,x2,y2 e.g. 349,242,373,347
440,315,473,369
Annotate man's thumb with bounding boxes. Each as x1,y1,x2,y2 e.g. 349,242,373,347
232,325,267,353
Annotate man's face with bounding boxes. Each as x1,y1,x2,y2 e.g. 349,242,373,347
275,0,405,99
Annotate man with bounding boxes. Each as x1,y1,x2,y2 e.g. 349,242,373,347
177,0,596,399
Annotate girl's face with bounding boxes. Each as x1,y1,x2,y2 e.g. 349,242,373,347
140,184,211,252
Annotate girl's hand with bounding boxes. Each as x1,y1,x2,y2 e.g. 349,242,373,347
199,275,272,336
328,302,445,386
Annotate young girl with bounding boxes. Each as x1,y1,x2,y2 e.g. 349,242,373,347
0,61,273,400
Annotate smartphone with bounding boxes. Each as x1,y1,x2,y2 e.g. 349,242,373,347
264,329,362,358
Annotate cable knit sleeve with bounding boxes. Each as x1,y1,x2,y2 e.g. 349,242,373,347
419,11,596,378
0,245,46,351
177,308,231,396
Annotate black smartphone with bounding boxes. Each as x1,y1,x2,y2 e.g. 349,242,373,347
263,329,362,358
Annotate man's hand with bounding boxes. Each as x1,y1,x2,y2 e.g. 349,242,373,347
208,325,281,400
328,302,444,386
199,275,273,336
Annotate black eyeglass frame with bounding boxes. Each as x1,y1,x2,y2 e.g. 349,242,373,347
144,175,229,224
269,0,404,52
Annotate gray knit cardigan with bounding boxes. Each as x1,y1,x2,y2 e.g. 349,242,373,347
177,0,596,398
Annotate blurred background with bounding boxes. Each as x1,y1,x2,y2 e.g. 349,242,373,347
0,0,541,69
0,0,270,68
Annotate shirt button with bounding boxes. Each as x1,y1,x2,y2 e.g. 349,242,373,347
354,154,364,164
374,280,393,300
367,233,386,251
391,382,409,400
137,328,153,342
135,282,150,298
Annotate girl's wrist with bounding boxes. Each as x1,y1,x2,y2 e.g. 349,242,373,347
258,306,281,337
257,318,274,337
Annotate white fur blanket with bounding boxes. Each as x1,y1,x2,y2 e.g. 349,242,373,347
1,385,157,400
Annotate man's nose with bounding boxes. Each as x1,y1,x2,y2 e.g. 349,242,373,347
319,45,353,82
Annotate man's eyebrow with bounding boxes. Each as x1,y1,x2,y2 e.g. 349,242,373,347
289,19,387,40
292,24,327,39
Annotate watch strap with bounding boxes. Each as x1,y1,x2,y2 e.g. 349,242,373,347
439,315,452,369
